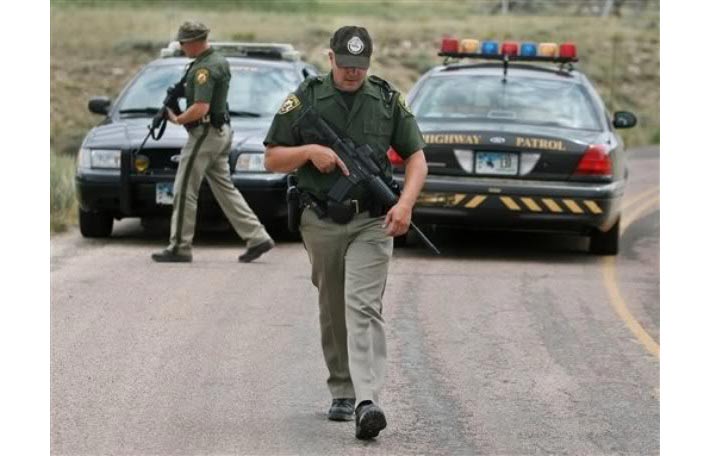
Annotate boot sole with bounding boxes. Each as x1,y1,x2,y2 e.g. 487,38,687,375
356,409,387,440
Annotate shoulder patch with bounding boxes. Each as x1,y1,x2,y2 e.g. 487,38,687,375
398,93,412,114
278,94,301,115
195,68,210,85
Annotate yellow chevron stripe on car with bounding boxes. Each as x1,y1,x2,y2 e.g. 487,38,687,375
563,199,584,214
417,192,604,215
465,195,487,208
520,197,543,212
542,198,564,213
500,196,521,211
453,194,467,205
584,200,603,214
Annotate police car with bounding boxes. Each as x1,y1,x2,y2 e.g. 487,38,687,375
392,38,637,254
75,42,317,237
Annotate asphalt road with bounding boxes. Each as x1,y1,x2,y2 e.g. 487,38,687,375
51,146,659,455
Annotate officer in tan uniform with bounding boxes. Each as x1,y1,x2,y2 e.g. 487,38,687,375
264,26,428,439
152,22,274,263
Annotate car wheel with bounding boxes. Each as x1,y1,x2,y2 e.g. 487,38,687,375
79,209,113,238
589,219,620,255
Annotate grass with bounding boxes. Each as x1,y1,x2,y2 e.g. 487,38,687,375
50,150,78,233
50,3,659,229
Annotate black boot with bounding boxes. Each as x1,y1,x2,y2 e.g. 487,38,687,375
238,239,275,263
328,398,355,421
355,401,387,440
151,249,192,263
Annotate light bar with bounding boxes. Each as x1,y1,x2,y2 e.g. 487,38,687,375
437,36,578,64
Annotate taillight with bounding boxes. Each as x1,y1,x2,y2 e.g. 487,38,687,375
387,147,404,165
574,144,612,176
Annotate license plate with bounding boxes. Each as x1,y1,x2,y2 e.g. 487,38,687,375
475,151,519,176
156,182,174,205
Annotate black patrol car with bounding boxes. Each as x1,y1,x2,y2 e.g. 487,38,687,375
75,42,317,237
390,38,637,254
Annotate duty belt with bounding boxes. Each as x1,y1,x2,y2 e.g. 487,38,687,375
301,192,384,224
185,112,230,131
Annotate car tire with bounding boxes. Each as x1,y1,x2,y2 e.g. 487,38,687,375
589,218,620,255
79,209,113,238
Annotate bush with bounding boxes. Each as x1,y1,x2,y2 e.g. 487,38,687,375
50,151,78,232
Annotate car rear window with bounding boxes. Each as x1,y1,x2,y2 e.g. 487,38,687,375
411,74,603,131
117,64,299,117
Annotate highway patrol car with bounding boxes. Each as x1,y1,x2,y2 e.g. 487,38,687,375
76,42,317,237
392,38,636,254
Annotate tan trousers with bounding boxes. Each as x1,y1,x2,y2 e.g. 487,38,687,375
168,124,271,253
300,208,393,406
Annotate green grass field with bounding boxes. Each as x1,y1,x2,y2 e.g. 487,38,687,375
50,2,659,231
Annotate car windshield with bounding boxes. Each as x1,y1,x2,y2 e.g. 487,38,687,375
117,62,300,116
411,74,602,131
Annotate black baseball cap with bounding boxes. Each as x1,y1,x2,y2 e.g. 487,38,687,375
330,26,372,69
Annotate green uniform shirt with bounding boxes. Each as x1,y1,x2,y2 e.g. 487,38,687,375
264,72,425,200
185,47,230,117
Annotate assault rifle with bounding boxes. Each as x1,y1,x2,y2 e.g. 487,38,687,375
296,106,440,255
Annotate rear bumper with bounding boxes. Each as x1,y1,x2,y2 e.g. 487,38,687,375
395,175,624,234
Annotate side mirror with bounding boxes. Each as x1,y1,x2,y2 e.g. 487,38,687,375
88,96,111,115
613,111,637,129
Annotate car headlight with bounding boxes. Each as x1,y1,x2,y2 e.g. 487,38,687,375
87,149,121,169
235,153,266,172
77,147,92,171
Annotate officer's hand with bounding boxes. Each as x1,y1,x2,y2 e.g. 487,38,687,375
308,145,350,176
383,202,412,237
166,108,180,125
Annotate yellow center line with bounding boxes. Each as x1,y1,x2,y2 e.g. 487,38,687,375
622,185,660,212
602,193,660,359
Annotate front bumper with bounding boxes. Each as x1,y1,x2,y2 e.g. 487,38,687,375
75,169,288,223
395,174,625,234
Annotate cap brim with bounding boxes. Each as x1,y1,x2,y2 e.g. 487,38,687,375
334,53,370,69
177,32,208,43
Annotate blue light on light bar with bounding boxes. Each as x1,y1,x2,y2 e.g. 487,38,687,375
521,42,537,57
481,41,499,55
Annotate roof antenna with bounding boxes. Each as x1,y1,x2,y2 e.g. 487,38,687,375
502,54,509,83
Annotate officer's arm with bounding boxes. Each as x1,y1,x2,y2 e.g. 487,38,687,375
398,150,428,209
265,145,349,175
264,145,313,172
173,102,210,125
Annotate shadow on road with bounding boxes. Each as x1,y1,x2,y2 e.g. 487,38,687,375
81,218,603,265
395,226,598,265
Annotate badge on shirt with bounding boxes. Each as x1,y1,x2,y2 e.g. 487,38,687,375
195,68,209,85
278,94,301,114
398,93,412,114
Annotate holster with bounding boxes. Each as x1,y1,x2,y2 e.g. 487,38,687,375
286,175,302,233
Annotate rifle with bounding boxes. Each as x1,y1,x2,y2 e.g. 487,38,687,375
135,60,195,155
296,106,440,255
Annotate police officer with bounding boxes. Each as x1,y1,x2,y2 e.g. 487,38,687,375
264,26,428,440
152,21,274,263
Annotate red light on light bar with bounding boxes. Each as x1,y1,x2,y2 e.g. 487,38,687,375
440,37,459,53
501,41,519,56
387,147,404,166
574,145,611,176
559,42,577,59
